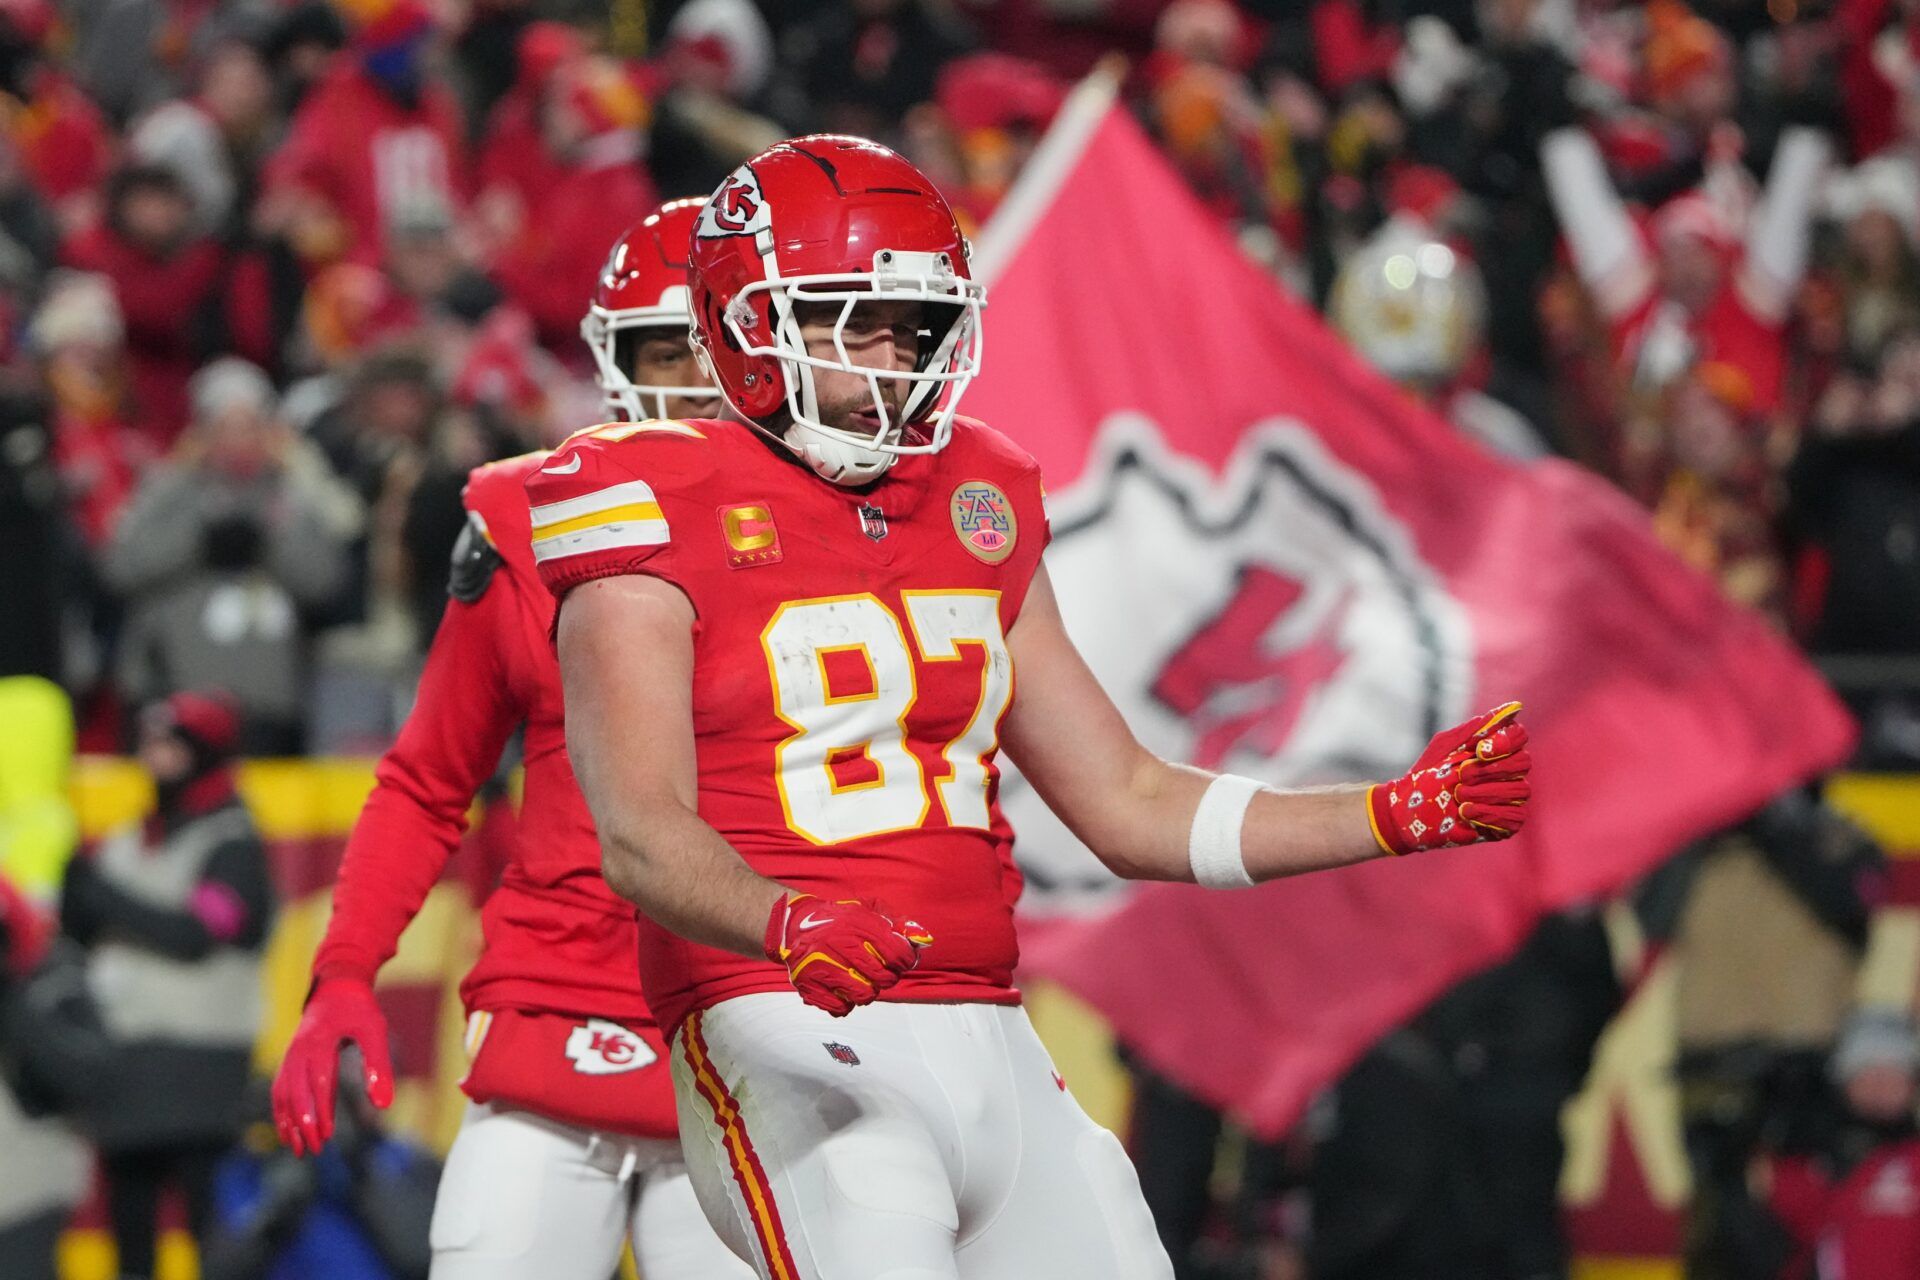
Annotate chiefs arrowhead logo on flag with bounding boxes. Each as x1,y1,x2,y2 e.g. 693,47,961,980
967,71,1855,1135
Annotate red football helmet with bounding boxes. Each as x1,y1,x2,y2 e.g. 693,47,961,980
581,197,721,422
687,135,986,485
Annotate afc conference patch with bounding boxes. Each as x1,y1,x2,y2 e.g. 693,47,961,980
950,479,1017,564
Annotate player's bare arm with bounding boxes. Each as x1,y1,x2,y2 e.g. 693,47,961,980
1003,565,1531,885
558,572,928,1016
557,574,788,956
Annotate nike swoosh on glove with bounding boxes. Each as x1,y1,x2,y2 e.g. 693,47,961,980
763,893,932,1017
1367,701,1532,855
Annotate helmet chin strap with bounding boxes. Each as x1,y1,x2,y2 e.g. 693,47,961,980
782,420,895,486
775,348,900,485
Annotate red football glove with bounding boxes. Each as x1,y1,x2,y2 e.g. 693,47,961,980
763,893,932,1017
271,978,396,1156
1368,702,1532,855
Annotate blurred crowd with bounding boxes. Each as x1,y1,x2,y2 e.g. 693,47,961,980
0,0,1914,1277
0,0,1909,753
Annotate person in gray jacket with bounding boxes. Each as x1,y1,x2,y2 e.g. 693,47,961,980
61,691,275,1280
0,873,92,1280
105,357,360,752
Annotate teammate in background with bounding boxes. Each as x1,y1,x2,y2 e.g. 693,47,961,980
270,198,752,1280
534,135,1534,1279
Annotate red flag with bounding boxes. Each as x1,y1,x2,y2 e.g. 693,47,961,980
969,76,1856,1136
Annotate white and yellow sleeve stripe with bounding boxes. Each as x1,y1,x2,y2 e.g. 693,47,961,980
530,478,670,563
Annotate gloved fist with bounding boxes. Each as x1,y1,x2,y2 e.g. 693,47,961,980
763,893,931,1017
1368,702,1531,855
271,978,395,1156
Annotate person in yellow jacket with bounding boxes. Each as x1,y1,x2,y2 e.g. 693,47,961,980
0,675,89,1280
0,676,79,899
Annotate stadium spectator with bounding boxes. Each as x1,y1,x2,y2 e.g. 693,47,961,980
379,196,500,338
642,0,784,202
1658,790,1887,1279
0,381,69,684
1645,360,1787,614
1540,114,1831,423
1823,156,1920,368
1755,1008,1920,1280
259,0,467,269
473,20,583,251
305,345,442,505
60,690,273,1280
106,358,360,750
29,272,151,556
261,2,348,119
912,53,1063,231
1787,330,1920,658
0,869,79,1280
0,131,60,305
784,0,977,140
128,28,283,242
302,347,453,750
63,166,249,445
0,0,110,223
490,53,658,351
0,679,88,1280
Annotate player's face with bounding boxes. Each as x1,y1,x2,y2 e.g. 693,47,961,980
794,298,923,435
628,329,713,420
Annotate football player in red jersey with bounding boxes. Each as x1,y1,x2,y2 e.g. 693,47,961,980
534,137,1533,1279
270,199,753,1280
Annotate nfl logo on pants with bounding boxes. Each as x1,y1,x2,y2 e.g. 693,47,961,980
823,1041,861,1066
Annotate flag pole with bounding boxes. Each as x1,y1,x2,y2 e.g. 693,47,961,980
971,55,1127,287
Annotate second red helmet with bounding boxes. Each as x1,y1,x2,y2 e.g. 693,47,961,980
582,197,722,422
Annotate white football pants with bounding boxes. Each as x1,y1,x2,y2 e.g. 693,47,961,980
428,1100,754,1279
670,994,1173,1280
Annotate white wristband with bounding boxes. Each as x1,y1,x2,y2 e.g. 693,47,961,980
1187,774,1263,889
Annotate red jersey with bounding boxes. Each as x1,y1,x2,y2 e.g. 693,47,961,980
1610,278,1787,415
10,74,110,204
312,453,650,1024
62,223,229,445
491,157,658,352
264,62,468,266
1766,1138,1920,1280
527,416,1049,1034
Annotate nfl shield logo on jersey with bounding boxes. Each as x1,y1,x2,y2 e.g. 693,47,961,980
565,1019,660,1075
858,503,888,541
823,1041,861,1066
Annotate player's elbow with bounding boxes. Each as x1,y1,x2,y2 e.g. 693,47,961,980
599,830,662,909
1077,751,1190,882
600,843,639,904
